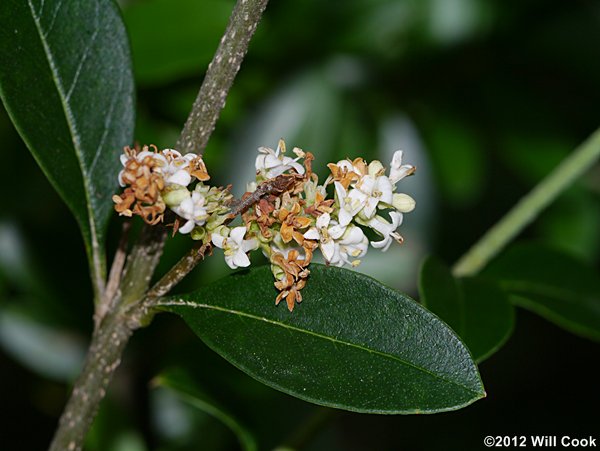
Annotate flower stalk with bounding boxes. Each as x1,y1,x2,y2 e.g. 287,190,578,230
452,126,600,277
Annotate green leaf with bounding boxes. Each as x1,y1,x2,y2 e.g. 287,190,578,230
419,256,514,362
484,244,600,341
0,0,135,295
160,264,485,414
153,368,257,451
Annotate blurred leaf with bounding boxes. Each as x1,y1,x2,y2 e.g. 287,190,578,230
0,0,135,294
536,190,600,261
0,221,37,291
153,368,257,451
123,0,233,85
161,264,485,414
419,256,514,362
485,244,600,341
0,305,85,381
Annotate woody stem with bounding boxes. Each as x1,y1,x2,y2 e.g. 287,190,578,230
48,0,270,449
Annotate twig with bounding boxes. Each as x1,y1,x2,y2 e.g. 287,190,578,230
142,174,295,307
452,126,600,277
146,241,212,301
177,0,270,154
228,174,296,218
95,221,131,328
49,1,271,449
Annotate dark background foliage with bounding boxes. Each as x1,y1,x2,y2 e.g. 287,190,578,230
1,0,599,449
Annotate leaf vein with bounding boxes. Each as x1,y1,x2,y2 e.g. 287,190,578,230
161,299,480,396
65,4,99,103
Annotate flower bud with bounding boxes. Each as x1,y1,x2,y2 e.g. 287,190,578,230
190,226,206,241
162,185,190,208
368,160,384,177
392,193,416,213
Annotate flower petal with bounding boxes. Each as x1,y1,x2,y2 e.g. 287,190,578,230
232,250,251,268
303,228,319,240
178,220,195,234
166,170,192,187
316,213,330,229
211,233,226,248
242,238,259,253
230,226,247,244
321,240,336,262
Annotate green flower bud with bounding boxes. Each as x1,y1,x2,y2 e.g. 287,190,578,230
392,193,416,213
190,226,206,241
162,186,190,208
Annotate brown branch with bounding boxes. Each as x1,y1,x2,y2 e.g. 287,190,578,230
176,0,270,154
49,0,271,449
95,220,131,328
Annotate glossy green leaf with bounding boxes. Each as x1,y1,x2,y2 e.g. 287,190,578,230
160,264,485,414
0,0,135,294
153,368,257,451
484,244,600,341
419,256,514,362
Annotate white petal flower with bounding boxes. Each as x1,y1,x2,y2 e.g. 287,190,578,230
172,191,209,233
154,149,197,187
368,211,404,252
353,173,393,219
212,226,258,269
337,224,368,267
303,213,347,266
389,150,415,184
334,182,364,226
255,140,305,179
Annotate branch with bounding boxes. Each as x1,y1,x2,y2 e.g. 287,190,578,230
49,0,271,448
49,311,132,451
142,175,295,308
452,127,600,277
95,220,131,328
176,0,270,154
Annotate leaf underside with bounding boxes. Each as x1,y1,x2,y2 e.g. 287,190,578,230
0,0,135,293
161,264,485,414
484,244,600,341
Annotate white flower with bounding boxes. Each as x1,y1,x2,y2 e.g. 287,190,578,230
255,139,305,179
211,226,258,269
155,149,197,187
337,224,368,267
389,150,415,184
334,175,392,223
350,169,394,219
334,182,363,226
368,211,404,252
172,191,209,234
303,213,346,265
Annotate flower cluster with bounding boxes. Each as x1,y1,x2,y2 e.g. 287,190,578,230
112,144,232,237
243,140,416,311
114,141,415,312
